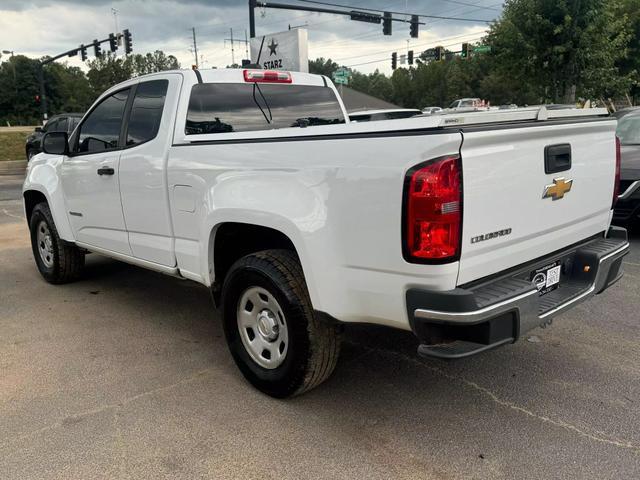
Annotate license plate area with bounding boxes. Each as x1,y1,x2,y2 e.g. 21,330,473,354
530,261,562,296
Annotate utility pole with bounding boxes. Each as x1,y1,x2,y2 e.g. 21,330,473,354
245,30,249,62
225,30,251,65
191,27,199,68
36,33,124,124
111,8,119,33
111,8,121,46
38,63,47,123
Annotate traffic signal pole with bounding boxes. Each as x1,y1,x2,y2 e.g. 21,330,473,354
248,0,424,38
36,32,128,124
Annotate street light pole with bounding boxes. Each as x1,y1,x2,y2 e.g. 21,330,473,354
2,50,18,98
38,62,47,124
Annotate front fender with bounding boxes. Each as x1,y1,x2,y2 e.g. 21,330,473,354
23,156,74,242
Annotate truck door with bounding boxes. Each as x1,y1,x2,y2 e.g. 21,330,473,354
118,76,180,267
61,88,132,255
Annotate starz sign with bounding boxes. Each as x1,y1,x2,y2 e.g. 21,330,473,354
250,28,308,73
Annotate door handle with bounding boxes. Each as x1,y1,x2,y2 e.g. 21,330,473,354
97,166,115,176
544,144,571,174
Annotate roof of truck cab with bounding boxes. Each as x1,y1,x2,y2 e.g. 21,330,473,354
132,68,327,86
100,68,329,98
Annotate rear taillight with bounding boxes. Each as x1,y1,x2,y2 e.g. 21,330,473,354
613,136,621,208
243,69,292,83
403,155,462,262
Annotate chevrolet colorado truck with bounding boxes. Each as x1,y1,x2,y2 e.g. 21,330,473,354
23,68,629,397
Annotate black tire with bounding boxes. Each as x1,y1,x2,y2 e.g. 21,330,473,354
221,249,341,398
29,202,84,284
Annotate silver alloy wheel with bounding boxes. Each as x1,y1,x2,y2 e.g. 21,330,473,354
237,286,289,369
36,220,54,268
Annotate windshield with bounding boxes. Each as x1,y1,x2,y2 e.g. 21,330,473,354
617,115,640,145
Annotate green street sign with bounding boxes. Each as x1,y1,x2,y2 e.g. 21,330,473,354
473,45,491,53
332,68,351,85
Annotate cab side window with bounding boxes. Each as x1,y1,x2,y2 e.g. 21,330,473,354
54,118,68,133
126,80,168,146
43,119,57,132
76,89,130,153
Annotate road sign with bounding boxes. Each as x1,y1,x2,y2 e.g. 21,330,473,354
421,48,436,61
473,45,491,53
332,67,351,85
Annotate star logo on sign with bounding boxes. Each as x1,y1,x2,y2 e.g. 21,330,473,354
268,38,278,56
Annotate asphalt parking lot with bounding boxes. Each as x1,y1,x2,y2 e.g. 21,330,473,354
1,175,639,479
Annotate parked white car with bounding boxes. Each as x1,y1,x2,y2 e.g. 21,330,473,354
421,106,443,115
23,68,629,397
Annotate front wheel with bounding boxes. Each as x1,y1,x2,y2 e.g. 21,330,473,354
221,249,341,398
29,202,85,284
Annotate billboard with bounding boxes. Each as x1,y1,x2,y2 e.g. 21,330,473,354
250,28,308,73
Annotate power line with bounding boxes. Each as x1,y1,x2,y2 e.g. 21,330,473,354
437,0,500,12
295,0,495,23
330,31,487,62
344,36,486,67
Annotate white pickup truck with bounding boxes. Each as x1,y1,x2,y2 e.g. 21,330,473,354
24,68,629,397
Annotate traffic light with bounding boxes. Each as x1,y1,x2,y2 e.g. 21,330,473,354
391,52,397,70
408,50,414,65
123,29,133,54
93,40,102,58
80,45,87,61
461,42,471,59
435,46,445,61
383,12,392,35
409,15,419,38
109,33,118,53
34,95,41,105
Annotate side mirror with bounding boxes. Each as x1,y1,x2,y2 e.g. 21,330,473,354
42,132,69,155
35,126,42,133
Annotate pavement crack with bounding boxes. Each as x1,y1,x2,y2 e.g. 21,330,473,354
347,341,640,453
1,208,24,220
1,368,213,452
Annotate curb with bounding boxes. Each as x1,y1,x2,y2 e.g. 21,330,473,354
0,160,27,176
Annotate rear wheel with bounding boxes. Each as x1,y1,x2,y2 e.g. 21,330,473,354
29,202,84,284
221,249,341,398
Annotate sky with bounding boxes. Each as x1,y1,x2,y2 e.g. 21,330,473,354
0,0,502,75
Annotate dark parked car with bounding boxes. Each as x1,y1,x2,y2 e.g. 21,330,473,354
614,109,640,226
25,113,83,160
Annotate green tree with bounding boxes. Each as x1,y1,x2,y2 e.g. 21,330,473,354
616,0,640,103
0,55,94,125
308,57,340,77
486,0,633,103
87,50,180,97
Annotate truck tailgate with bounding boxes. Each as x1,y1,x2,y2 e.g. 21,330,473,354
458,118,618,285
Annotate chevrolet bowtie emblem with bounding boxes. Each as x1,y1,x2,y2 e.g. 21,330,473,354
542,177,573,200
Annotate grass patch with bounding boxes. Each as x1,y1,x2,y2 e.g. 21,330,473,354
0,132,28,161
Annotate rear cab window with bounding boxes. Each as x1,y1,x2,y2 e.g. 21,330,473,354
185,82,346,135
